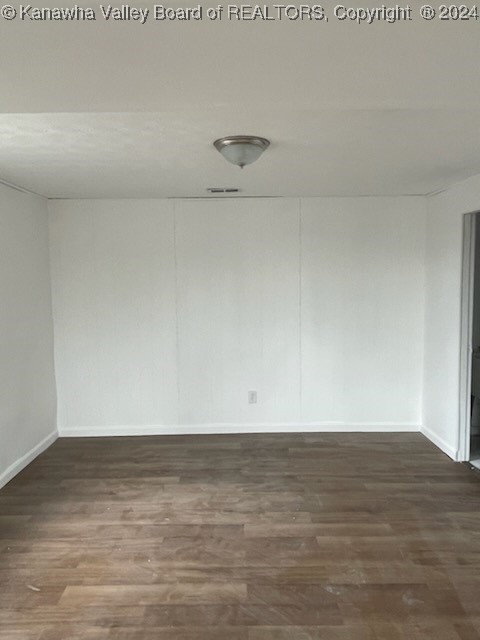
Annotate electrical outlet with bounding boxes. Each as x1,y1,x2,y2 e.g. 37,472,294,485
248,390,257,404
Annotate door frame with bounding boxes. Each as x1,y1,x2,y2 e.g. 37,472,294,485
459,211,477,461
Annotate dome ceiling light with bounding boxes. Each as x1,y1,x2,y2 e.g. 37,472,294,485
213,135,270,169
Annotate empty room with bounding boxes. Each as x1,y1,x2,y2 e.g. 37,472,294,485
1,3,480,639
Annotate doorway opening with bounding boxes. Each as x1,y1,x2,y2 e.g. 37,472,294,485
460,211,480,467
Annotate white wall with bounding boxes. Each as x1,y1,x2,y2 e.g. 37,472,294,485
49,196,426,436
175,198,301,425
424,174,480,459
0,183,57,488
301,198,425,425
48,200,178,431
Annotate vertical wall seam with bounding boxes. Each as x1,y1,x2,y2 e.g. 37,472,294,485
419,196,428,431
173,200,181,425
46,200,60,435
299,198,303,423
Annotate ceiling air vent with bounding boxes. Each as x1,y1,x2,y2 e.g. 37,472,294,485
207,187,240,193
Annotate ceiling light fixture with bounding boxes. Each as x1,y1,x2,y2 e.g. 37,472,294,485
213,135,270,169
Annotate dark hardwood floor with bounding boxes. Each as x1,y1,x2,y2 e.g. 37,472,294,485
1,432,480,639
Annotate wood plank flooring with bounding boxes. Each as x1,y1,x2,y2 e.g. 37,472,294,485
0,432,480,639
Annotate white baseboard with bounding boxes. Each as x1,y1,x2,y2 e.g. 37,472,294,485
421,425,458,460
58,422,420,438
0,430,58,490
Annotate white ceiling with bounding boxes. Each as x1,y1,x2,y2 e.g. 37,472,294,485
1,3,480,198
